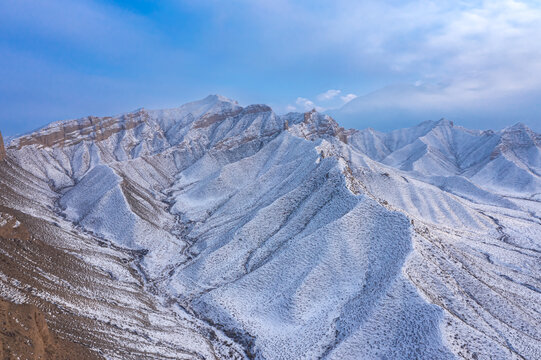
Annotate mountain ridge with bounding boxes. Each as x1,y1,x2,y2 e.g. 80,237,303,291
0,95,540,359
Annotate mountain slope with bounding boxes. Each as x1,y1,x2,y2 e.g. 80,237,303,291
348,119,541,197
1,95,540,359
0,298,98,359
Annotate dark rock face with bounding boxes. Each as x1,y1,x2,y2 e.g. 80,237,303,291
0,131,6,161
9,112,148,150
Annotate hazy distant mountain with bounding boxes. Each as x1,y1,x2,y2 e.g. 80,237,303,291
1,95,540,359
329,83,541,132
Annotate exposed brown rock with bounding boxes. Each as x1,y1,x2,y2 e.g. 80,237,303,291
10,110,148,150
0,211,30,241
0,205,103,359
0,131,6,161
0,299,99,360
242,104,272,114
297,111,354,144
303,109,317,123
192,108,243,129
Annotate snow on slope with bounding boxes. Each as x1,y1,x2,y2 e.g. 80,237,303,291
3,95,541,359
349,118,541,198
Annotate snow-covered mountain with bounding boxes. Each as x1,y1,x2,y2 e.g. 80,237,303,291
349,119,541,196
0,95,540,359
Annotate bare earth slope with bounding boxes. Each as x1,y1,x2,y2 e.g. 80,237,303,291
0,95,540,359
0,298,97,360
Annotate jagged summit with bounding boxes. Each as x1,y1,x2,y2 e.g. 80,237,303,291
165,94,240,115
434,118,454,127
504,122,530,131
500,122,538,140
205,94,239,104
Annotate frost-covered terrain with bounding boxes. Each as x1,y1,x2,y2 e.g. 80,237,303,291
1,95,540,359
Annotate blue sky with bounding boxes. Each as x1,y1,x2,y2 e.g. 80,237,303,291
1,0,540,135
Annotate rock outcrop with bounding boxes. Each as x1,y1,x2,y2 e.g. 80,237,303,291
0,131,6,161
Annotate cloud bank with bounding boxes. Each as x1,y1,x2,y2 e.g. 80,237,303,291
231,0,541,128
287,89,358,112
0,0,540,134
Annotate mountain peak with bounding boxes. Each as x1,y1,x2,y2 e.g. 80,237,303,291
176,94,241,117
201,94,238,106
504,122,530,132
435,118,454,127
499,122,540,148
283,110,350,143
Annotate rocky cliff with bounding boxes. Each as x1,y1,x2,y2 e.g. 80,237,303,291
0,131,6,161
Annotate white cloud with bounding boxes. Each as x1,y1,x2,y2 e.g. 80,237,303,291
317,89,341,101
285,105,297,112
290,89,356,113
413,1,541,96
296,97,324,112
231,0,541,112
340,93,357,104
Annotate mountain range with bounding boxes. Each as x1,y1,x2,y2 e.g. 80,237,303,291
0,95,540,359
